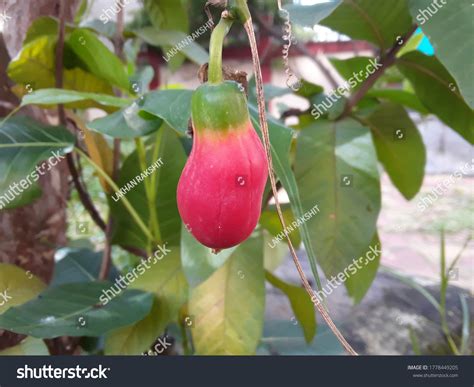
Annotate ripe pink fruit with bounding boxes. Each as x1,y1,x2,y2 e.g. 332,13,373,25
177,81,268,249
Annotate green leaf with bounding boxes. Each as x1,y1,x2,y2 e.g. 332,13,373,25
140,89,193,135
362,102,426,199
88,102,163,139
365,89,429,114
249,105,324,293
143,0,190,70
0,282,153,338
74,0,89,25
263,230,288,272
7,36,114,101
265,271,316,343
189,235,265,355
0,116,74,211
181,223,237,288
397,51,474,143
248,78,293,104
294,79,325,99
110,126,186,249
408,0,474,108
330,56,375,91
0,337,49,355
67,29,129,90
0,264,46,315
0,183,42,211
397,31,424,57
321,0,413,50
263,84,293,100
409,327,422,355
135,28,209,66
294,118,381,279
105,299,162,355
344,234,381,303
23,16,74,45
285,1,342,28
21,89,130,109
105,248,188,355
80,19,117,39
51,248,119,286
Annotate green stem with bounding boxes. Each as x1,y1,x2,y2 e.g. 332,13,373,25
208,15,234,84
75,147,154,243
229,0,251,23
0,106,21,128
134,137,161,247
439,229,460,355
149,130,163,242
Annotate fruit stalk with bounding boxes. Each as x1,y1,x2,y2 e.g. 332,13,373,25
208,12,234,84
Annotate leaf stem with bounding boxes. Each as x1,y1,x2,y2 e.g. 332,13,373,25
135,137,152,245
208,13,234,84
149,129,163,242
135,137,161,246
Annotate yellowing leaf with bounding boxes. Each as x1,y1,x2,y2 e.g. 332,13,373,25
7,36,114,109
0,264,46,315
104,248,188,355
189,236,265,355
0,337,49,355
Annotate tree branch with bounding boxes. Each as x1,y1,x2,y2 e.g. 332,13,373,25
54,2,66,121
343,25,418,116
280,108,308,119
66,153,107,230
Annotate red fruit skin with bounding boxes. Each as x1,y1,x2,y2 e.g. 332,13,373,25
177,122,268,249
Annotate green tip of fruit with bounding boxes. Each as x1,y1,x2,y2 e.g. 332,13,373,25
191,81,250,132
